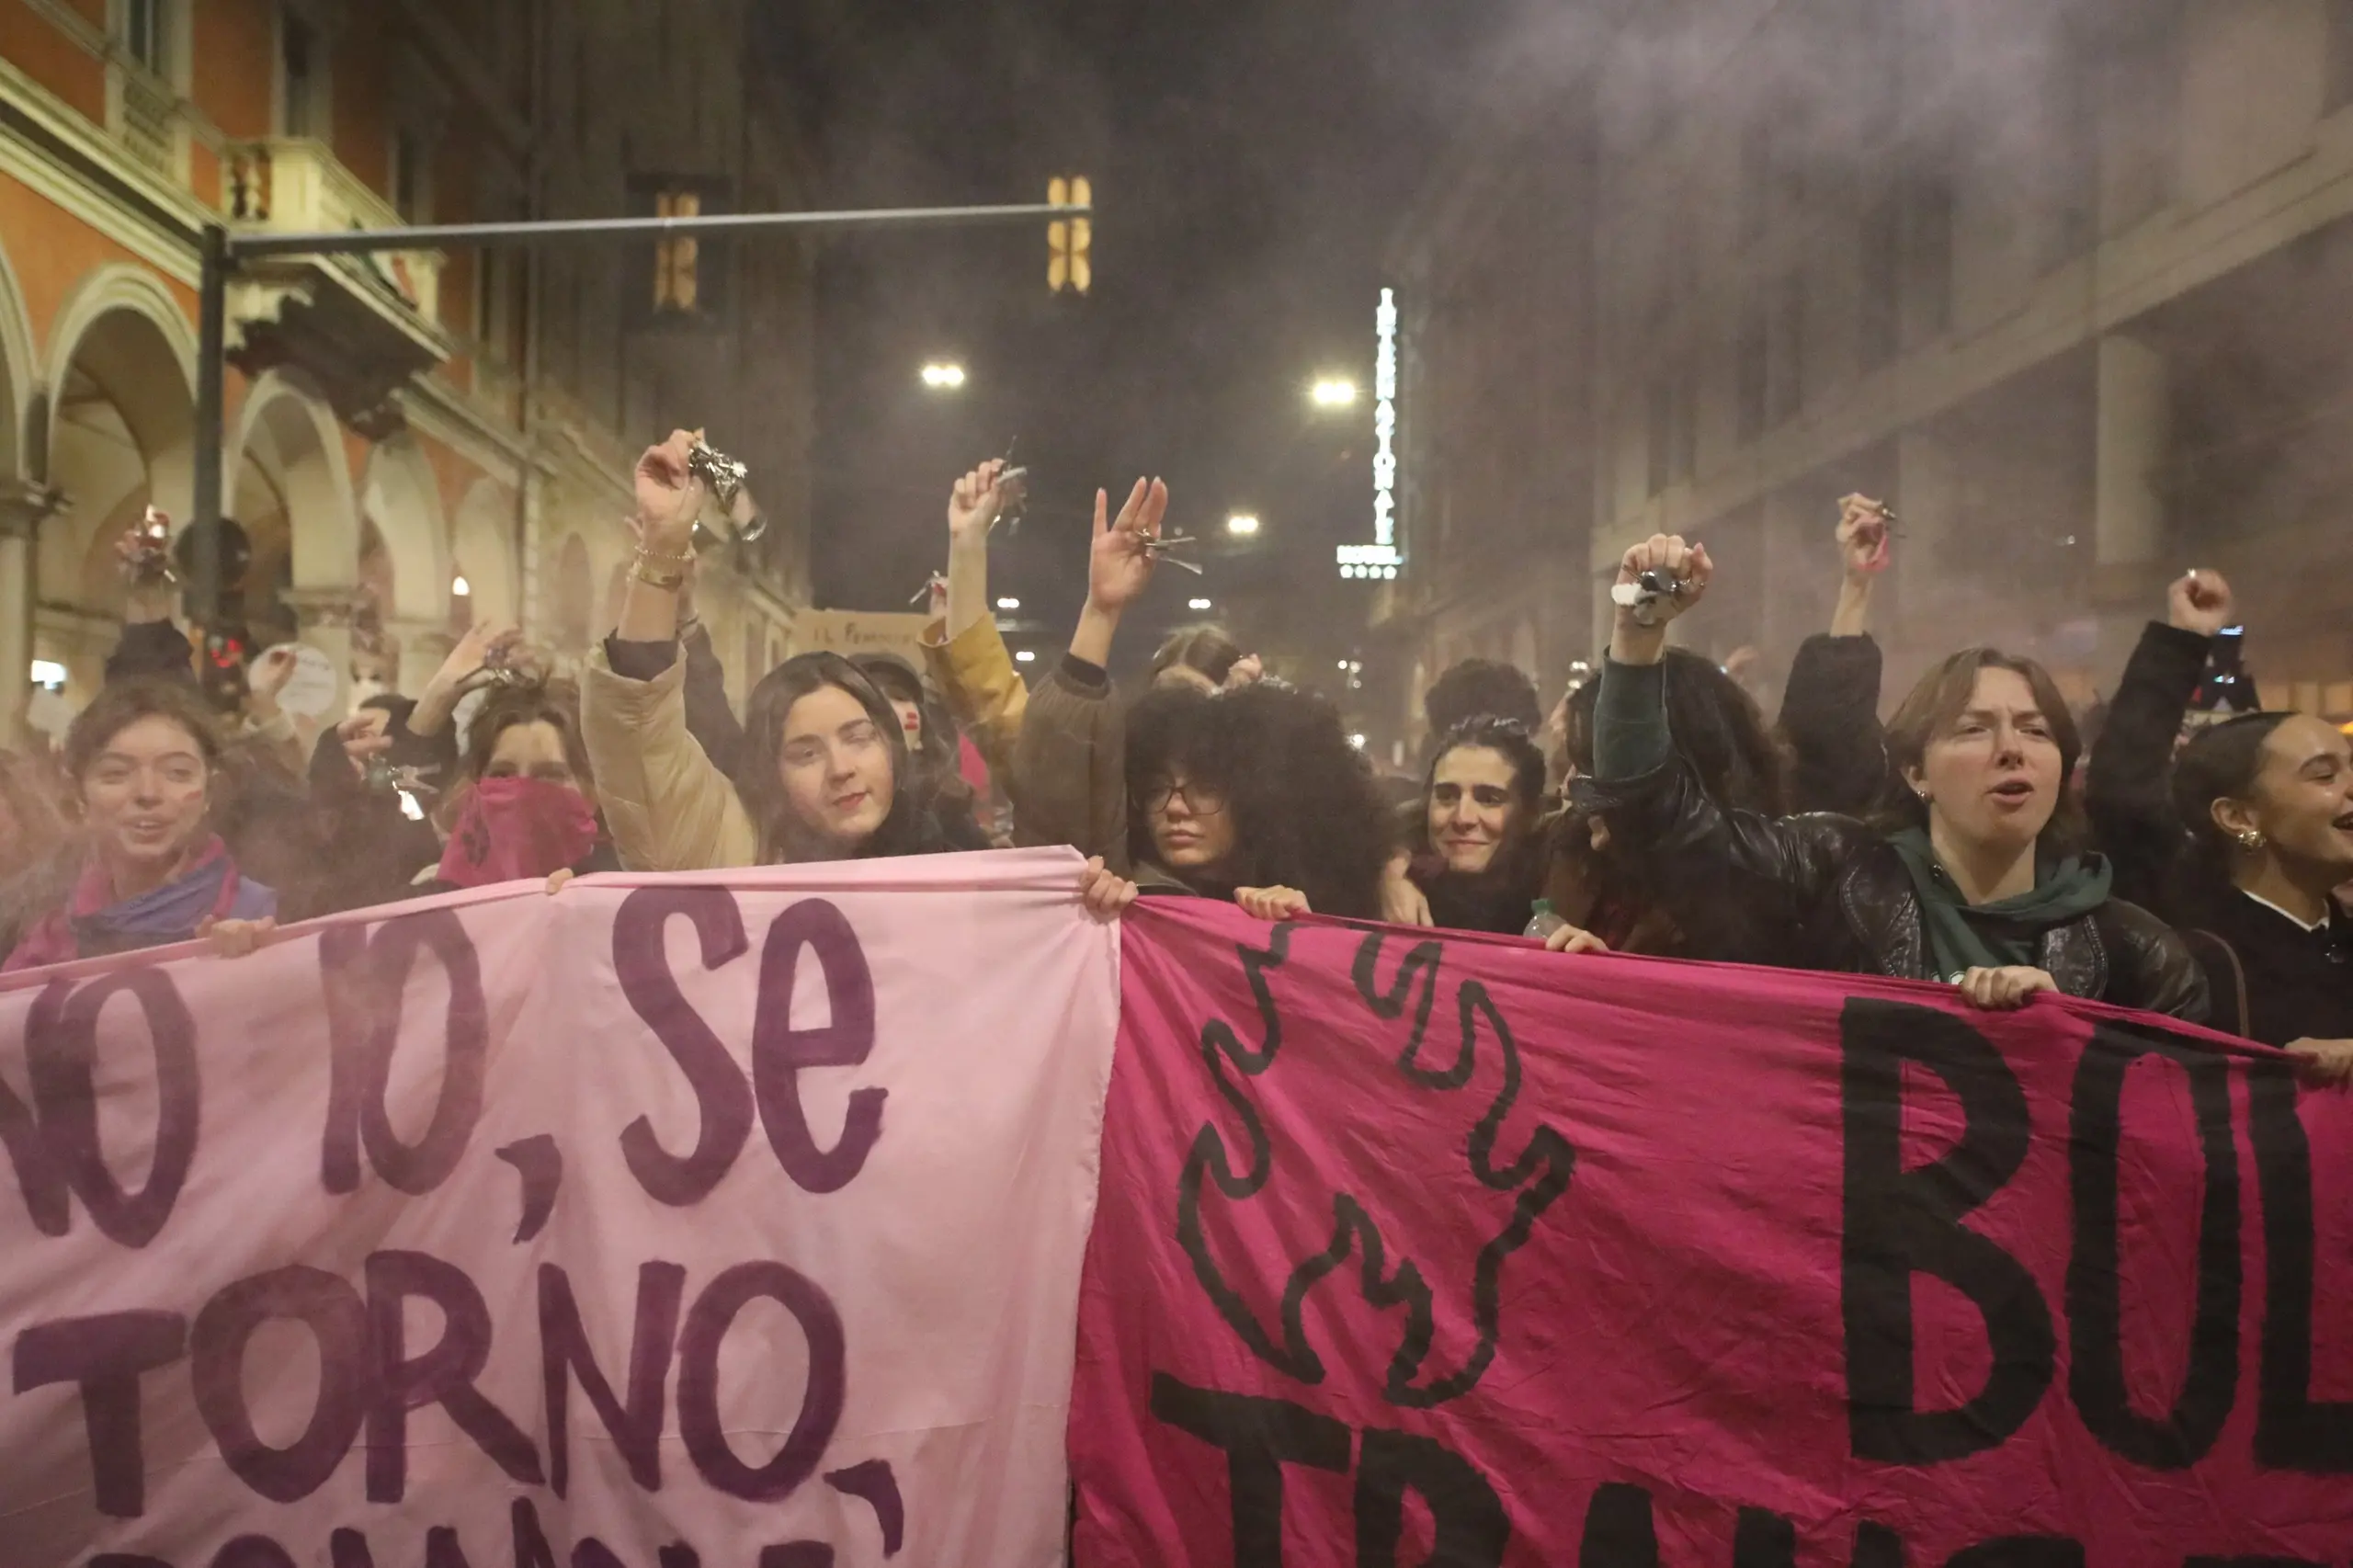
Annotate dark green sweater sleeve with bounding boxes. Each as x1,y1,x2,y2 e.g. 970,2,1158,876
1594,658,1671,779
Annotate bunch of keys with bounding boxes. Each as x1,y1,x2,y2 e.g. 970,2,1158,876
361,756,438,822
121,506,176,586
994,441,1030,534
687,437,768,550
476,640,525,688
1610,567,1693,628
686,438,748,510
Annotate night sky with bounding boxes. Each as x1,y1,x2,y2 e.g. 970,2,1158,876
759,0,1529,678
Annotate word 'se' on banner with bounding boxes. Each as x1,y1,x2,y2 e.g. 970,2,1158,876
0,848,1119,1567
1073,899,2353,1565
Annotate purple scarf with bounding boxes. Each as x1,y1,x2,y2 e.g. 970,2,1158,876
5,836,276,971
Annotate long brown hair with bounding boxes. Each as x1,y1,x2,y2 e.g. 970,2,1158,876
460,678,595,789
735,653,934,861
63,678,222,785
1876,648,2086,850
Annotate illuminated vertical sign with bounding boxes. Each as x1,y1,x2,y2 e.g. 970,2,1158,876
1338,287,1404,580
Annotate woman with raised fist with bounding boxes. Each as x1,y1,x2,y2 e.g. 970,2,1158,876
582,431,943,869
1566,534,2206,1019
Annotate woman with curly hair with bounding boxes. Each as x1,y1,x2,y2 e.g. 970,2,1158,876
1016,475,1385,919
1149,623,1256,694
1123,680,1392,919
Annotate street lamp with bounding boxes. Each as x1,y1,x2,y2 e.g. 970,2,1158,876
920,362,967,390
1225,514,1260,538
1311,377,1358,409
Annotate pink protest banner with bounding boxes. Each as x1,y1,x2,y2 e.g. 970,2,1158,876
0,848,1118,1567
1074,899,2353,1565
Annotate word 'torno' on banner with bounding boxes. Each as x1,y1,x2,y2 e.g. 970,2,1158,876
0,848,1119,1568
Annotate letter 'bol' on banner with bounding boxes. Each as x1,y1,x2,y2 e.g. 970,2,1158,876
0,848,1118,1567
1071,898,2353,1565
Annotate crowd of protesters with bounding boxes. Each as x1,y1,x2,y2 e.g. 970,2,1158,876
1,434,2346,1085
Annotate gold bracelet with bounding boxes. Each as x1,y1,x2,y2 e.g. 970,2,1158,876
629,556,688,591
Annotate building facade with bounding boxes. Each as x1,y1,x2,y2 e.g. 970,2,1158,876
0,0,818,744
1369,67,1597,761
1379,0,2353,747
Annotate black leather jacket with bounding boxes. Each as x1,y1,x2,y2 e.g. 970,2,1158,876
1579,759,2210,1020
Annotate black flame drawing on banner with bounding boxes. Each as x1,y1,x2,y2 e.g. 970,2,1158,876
1174,925,1576,1407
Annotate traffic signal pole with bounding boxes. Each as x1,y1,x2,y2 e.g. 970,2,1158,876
188,199,1091,622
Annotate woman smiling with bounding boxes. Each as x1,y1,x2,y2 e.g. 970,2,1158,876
5,680,277,970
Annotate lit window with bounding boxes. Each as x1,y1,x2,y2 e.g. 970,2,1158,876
654,190,701,312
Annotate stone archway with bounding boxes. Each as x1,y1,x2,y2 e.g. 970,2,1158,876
233,369,363,712
450,477,518,629
360,436,452,693
43,266,198,696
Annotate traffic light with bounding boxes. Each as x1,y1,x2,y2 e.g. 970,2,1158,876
1049,176,1091,295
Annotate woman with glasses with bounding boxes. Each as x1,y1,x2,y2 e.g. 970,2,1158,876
1017,477,1390,919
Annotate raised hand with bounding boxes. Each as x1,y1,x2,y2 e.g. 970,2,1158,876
336,710,392,780
632,429,706,555
1836,494,1893,578
949,459,1010,545
1609,533,1712,663
411,622,523,736
1086,477,1169,616
247,645,300,703
2166,569,2235,638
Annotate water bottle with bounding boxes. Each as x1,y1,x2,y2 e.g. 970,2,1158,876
1524,898,1568,941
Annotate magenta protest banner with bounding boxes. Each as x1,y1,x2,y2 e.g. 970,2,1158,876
1073,899,2353,1565
0,848,1118,1568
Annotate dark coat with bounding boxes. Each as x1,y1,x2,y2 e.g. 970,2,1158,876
2084,620,2211,912
1776,631,1891,817
1579,758,2210,1019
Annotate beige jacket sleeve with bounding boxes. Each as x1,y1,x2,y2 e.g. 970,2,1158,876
580,644,761,871
919,614,1029,780
1012,658,1131,871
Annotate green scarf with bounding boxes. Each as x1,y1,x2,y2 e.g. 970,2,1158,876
1885,827,2113,983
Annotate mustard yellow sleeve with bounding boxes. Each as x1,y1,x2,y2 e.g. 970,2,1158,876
920,614,1029,780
